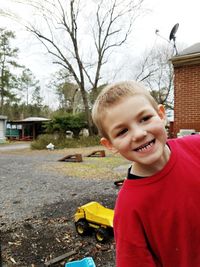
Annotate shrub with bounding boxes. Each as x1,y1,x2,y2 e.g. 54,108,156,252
31,134,59,150
44,113,87,138
31,134,100,150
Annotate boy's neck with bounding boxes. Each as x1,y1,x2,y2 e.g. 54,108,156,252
131,144,171,177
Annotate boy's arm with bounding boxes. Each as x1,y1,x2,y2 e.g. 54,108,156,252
114,212,158,267
115,238,158,267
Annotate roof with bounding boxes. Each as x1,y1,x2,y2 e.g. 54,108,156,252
20,117,50,122
0,115,7,120
171,42,200,66
179,43,200,56
10,117,50,123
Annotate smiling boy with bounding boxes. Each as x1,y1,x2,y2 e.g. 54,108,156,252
92,81,200,267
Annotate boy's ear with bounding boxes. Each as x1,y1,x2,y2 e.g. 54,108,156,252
157,104,166,120
100,137,118,153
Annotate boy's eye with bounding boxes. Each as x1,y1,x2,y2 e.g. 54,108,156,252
141,115,152,122
116,128,128,137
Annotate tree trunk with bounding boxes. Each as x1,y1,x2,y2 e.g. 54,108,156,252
79,86,94,136
0,88,4,114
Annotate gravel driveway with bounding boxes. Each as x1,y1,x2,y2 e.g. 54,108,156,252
0,145,118,228
0,144,119,266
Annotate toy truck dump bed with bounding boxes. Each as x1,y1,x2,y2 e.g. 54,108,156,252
80,201,114,227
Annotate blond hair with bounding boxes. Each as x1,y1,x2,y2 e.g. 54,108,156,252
92,80,158,138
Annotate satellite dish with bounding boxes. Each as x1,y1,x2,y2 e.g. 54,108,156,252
169,23,179,41
169,23,179,55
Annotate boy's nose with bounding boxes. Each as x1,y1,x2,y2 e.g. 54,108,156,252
131,128,147,141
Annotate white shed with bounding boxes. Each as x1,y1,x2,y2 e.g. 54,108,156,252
0,115,7,143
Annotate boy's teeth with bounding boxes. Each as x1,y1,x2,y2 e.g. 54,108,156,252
135,140,154,152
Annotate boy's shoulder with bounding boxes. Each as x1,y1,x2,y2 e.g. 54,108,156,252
168,134,200,144
168,135,200,152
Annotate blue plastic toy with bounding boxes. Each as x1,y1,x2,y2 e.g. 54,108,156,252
65,257,96,267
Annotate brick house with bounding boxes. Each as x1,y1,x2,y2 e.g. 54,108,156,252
171,43,200,137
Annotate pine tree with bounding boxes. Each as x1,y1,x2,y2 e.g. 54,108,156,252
0,28,21,114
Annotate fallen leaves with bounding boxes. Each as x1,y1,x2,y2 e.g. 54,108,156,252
2,214,115,266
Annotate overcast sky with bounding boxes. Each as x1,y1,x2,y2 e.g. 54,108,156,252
1,0,200,108
134,0,200,50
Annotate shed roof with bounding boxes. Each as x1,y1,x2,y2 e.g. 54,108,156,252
20,117,50,122
10,117,50,123
0,115,7,120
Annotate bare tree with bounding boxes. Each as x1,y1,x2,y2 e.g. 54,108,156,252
48,69,82,113
132,44,175,110
5,0,145,134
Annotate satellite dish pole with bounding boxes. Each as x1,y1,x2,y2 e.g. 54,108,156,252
169,23,179,55
155,29,170,43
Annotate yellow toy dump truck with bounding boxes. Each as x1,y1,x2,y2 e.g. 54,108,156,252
74,201,114,243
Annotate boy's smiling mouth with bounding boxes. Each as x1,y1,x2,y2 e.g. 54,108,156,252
134,139,155,152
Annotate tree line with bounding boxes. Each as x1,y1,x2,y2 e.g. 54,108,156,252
0,28,50,119
1,0,179,135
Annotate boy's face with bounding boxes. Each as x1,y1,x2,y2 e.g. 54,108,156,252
100,95,168,168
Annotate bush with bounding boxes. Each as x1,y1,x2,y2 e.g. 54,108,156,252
44,113,87,138
31,134,100,150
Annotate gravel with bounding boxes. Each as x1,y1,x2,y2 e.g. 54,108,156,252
0,146,118,227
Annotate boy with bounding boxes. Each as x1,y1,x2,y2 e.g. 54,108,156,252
92,80,200,267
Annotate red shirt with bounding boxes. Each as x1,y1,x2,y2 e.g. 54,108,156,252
114,135,200,267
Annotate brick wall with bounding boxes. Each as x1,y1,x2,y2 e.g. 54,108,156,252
173,63,200,136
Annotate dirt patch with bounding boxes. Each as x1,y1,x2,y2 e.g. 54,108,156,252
1,200,116,267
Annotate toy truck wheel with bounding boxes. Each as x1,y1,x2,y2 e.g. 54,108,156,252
95,227,109,243
75,220,90,236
